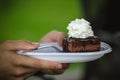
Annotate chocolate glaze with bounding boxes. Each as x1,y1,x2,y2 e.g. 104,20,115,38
63,36,100,52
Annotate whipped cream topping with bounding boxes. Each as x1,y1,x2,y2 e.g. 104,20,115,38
67,18,94,38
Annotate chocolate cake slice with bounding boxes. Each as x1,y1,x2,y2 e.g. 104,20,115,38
63,36,100,52
63,18,101,52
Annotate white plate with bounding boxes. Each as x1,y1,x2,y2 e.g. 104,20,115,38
18,42,112,63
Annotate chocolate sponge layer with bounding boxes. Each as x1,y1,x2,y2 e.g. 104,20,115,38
62,36,100,52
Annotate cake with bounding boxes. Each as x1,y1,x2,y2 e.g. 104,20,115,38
63,18,100,52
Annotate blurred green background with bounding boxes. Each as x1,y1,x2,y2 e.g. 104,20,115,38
0,1,85,79
0,0,84,43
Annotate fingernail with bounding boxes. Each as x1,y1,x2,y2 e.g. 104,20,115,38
56,64,62,69
32,42,39,45
32,42,39,47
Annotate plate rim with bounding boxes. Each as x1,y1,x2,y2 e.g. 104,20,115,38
23,42,112,56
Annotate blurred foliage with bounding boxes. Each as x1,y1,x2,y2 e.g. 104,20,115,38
0,0,84,43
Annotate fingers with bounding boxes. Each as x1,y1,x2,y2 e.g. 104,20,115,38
12,67,37,77
23,72,36,80
61,63,70,69
40,30,65,46
12,53,69,76
14,54,62,70
0,40,39,51
37,63,70,75
41,69,65,75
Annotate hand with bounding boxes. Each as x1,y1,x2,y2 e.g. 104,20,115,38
0,40,64,80
40,30,65,46
40,30,70,75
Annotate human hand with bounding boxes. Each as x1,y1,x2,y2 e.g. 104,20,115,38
0,40,64,80
40,30,65,46
40,30,70,75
